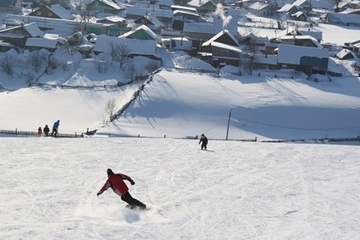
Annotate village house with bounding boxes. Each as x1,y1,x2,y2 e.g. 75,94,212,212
0,23,44,48
248,2,276,17
124,4,173,27
277,35,329,75
199,29,244,68
28,4,75,20
336,48,358,60
186,0,216,13
292,0,312,14
86,0,124,15
325,11,360,27
182,13,238,51
25,37,58,52
93,34,157,59
133,14,165,34
120,25,158,42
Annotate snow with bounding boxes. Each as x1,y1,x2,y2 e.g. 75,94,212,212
1,137,360,239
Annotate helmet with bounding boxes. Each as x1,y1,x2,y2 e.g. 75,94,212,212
107,168,114,177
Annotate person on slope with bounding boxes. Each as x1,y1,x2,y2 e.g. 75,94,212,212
97,168,147,210
199,134,208,150
51,120,60,137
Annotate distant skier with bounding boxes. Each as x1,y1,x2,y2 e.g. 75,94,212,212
97,168,147,210
51,120,60,137
199,134,208,150
37,127,42,136
43,125,50,136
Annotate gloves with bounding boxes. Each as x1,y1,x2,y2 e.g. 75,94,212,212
97,192,101,197
129,179,135,185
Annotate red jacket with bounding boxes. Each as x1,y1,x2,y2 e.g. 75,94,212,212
98,173,132,196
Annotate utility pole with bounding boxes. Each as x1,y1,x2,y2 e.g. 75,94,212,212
226,108,232,140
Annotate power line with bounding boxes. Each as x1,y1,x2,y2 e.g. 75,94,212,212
231,115,360,131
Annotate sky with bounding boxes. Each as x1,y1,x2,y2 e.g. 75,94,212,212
1,137,360,240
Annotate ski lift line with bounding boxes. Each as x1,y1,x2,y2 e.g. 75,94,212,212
202,118,227,134
231,115,360,131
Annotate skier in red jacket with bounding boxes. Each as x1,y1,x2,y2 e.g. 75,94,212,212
97,169,147,210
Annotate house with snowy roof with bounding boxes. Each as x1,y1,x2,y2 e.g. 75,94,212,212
86,0,124,14
200,29,244,67
182,13,238,50
280,27,322,42
278,4,299,14
344,39,360,56
0,23,44,48
290,11,307,21
336,48,358,60
292,0,312,13
120,25,158,42
187,0,216,13
334,0,360,12
325,12,360,27
97,16,127,27
28,4,75,20
277,35,329,75
124,5,173,26
93,35,157,58
25,37,59,52
248,2,276,17
134,14,165,34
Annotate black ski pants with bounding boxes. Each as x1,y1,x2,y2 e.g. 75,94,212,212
121,192,146,209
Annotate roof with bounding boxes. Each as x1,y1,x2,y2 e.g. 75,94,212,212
327,12,360,25
144,14,164,28
93,35,156,56
120,25,158,41
293,0,311,7
281,35,322,48
202,29,239,47
336,48,357,59
187,0,214,7
248,2,271,11
277,44,328,65
88,0,122,10
125,6,173,19
278,3,294,12
0,23,43,38
210,42,243,53
25,38,58,49
45,4,74,19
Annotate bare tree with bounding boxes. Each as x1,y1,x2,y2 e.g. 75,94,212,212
25,73,36,87
105,98,117,122
145,60,161,73
28,50,49,73
124,62,136,81
0,54,16,77
109,42,130,68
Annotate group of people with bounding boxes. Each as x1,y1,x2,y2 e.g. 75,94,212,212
96,134,209,211
37,120,60,137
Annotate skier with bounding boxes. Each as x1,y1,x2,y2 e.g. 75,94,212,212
43,125,50,136
97,168,147,210
51,120,60,137
199,134,208,150
37,127,42,136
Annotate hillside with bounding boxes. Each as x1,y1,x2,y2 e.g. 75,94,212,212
1,47,360,140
